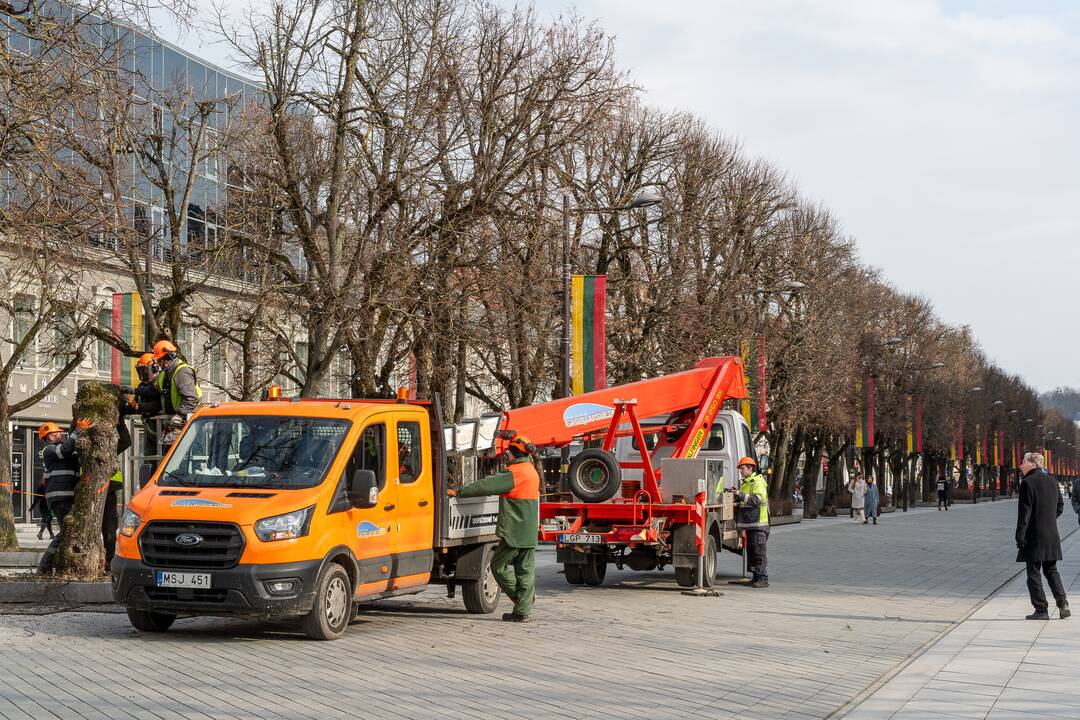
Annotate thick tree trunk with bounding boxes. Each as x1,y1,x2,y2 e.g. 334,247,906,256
51,383,120,581
0,410,17,551
767,424,790,499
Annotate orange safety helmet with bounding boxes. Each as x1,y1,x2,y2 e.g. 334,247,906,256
737,456,757,468
136,352,155,367
506,433,536,457
37,422,62,441
152,339,178,361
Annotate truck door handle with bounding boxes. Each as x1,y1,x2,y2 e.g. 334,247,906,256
418,500,429,507
383,504,395,511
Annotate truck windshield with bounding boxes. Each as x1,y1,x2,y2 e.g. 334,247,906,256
158,415,351,489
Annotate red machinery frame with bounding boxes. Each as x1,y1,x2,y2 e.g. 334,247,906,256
495,357,748,554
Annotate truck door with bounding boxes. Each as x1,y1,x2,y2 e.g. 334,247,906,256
345,420,400,596
389,416,435,589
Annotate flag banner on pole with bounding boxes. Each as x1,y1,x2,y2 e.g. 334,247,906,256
949,439,956,461
958,415,964,460
854,378,865,448
975,424,982,464
866,375,875,448
995,431,1002,466
740,339,759,431
110,292,142,386
905,395,913,454
756,336,767,432
570,275,607,395
914,395,923,453
982,430,988,466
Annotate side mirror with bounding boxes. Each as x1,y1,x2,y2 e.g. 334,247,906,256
137,463,154,490
757,455,770,472
348,469,379,509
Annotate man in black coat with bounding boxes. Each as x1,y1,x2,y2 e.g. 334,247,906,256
1016,452,1069,620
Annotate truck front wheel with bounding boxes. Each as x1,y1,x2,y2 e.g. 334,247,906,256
462,547,501,614
302,563,352,640
127,608,175,632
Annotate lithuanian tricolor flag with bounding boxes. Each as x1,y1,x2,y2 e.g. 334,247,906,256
571,275,606,395
111,292,144,386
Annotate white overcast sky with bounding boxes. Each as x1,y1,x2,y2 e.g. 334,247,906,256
160,0,1080,393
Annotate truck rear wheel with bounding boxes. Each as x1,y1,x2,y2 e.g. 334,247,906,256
568,449,622,503
582,553,607,586
674,535,718,587
127,608,175,633
563,562,585,585
302,563,351,640
462,551,501,614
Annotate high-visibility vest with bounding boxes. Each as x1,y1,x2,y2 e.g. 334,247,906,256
155,361,203,414
737,471,770,528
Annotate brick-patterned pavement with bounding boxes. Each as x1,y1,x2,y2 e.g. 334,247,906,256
1,498,1070,720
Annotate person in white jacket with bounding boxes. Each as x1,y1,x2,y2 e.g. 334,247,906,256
847,475,868,523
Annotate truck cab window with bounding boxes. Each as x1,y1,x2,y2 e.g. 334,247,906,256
742,424,755,461
396,422,422,484
706,424,725,451
349,423,386,490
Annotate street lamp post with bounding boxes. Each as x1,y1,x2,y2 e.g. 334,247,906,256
560,190,661,487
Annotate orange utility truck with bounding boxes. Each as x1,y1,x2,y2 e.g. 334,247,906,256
112,394,506,640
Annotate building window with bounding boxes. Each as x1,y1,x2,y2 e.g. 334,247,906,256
97,308,113,376
13,296,36,368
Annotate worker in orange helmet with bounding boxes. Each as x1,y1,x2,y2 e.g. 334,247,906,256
729,455,770,588
151,339,202,445
452,430,540,622
36,420,89,573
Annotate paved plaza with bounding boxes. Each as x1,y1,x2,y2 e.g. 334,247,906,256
0,499,1075,720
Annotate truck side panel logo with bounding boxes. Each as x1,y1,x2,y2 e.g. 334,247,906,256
563,403,615,428
357,521,387,539
449,513,498,531
170,498,232,509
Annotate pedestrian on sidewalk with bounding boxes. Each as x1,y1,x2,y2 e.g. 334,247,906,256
1070,476,1080,526
864,476,880,525
32,477,53,540
847,474,867,523
936,474,949,511
1016,452,1069,620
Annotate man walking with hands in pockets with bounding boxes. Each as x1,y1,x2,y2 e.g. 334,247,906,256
1016,452,1069,620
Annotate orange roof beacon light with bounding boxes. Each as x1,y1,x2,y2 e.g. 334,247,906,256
262,384,282,401
396,387,409,403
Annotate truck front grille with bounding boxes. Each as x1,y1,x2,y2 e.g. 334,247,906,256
144,588,229,603
139,521,245,569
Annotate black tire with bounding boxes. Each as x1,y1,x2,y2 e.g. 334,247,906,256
563,562,585,585
127,608,176,632
582,553,607,586
674,535,719,587
674,566,697,587
462,549,501,614
568,449,622,503
302,563,352,640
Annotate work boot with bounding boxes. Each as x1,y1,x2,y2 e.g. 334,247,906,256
1059,604,1071,619
750,579,769,589
501,612,533,623
872,518,878,525
1026,610,1049,620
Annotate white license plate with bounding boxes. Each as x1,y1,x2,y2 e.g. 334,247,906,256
559,533,604,544
155,571,212,588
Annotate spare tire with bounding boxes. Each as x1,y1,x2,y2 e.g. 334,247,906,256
568,449,621,503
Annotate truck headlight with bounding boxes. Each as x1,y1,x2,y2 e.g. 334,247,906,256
255,505,315,542
119,508,141,538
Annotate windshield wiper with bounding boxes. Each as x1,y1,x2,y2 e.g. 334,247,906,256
159,469,194,487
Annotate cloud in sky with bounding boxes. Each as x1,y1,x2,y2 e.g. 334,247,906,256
157,0,1080,391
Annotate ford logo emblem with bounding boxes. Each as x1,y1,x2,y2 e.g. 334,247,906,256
175,533,203,546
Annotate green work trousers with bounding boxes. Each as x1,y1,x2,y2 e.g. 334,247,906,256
490,540,535,617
